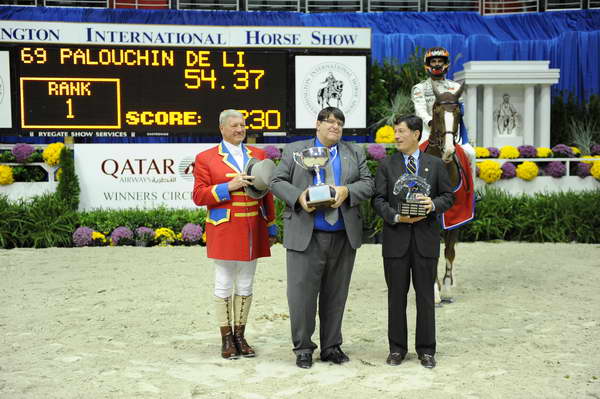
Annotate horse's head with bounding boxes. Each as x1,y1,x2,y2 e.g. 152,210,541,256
431,82,464,163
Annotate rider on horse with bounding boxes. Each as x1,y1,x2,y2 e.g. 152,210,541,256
411,47,476,179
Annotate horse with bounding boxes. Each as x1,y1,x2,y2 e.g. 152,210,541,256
317,80,343,108
424,82,472,305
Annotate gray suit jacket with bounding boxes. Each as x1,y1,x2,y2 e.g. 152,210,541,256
372,151,454,259
271,139,374,251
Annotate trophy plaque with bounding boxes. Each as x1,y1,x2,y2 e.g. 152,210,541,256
393,174,431,217
293,147,336,208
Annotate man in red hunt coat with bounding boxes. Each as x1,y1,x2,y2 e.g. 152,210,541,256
192,109,277,360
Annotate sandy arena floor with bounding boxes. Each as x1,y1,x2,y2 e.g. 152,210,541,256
1,242,599,399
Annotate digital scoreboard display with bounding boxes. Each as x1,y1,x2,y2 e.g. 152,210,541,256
9,45,288,137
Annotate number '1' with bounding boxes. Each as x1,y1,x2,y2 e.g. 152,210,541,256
66,98,75,119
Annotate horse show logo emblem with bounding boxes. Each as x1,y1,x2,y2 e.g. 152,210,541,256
301,62,360,117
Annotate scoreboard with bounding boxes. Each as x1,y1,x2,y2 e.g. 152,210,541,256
0,21,371,138
10,45,288,137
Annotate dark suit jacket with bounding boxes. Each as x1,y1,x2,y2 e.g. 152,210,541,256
372,151,454,259
270,138,374,252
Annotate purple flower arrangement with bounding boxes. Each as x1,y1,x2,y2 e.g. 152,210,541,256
264,145,281,160
591,144,600,156
544,161,567,178
367,144,387,161
517,145,537,158
135,227,155,242
487,147,500,158
12,143,35,163
110,226,134,246
181,223,203,244
73,226,93,247
551,144,574,158
501,162,516,179
576,162,592,178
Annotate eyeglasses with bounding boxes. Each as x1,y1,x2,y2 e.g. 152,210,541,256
322,119,344,128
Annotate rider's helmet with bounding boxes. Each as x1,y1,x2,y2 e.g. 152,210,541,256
424,47,450,77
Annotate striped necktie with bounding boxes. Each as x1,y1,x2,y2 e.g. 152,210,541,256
407,155,417,174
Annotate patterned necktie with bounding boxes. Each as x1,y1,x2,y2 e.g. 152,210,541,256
407,155,417,174
325,147,339,226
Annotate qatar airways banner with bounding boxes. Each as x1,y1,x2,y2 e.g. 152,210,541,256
74,143,213,210
0,21,371,49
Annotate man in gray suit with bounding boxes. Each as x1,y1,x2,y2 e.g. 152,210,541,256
271,107,374,369
372,115,454,369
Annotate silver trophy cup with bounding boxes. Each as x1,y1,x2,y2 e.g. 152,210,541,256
293,146,336,208
393,174,431,217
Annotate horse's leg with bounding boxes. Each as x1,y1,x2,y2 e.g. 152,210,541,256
434,277,442,306
441,229,458,303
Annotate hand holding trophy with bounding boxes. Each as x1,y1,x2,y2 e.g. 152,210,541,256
393,174,432,217
293,147,336,209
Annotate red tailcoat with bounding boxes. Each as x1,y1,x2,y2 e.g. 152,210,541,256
192,142,276,261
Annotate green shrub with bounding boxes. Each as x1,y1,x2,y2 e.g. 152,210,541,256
21,194,78,248
56,147,80,211
458,188,600,243
0,195,27,249
77,207,206,234
551,92,600,147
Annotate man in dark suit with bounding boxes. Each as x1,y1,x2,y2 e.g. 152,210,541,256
271,107,374,369
372,114,454,369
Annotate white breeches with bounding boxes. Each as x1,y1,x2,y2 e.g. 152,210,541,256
214,259,257,298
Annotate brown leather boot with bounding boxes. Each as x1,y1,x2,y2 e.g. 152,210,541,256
233,325,255,357
220,326,240,359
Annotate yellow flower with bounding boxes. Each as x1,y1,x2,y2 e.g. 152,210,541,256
477,160,502,184
591,161,600,180
375,125,395,144
0,164,15,185
56,168,63,181
155,227,176,246
42,142,65,166
91,231,107,243
499,145,519,159
475,147,490,158
202,231,207,243
581,155,600,165
571,146,581,155
516,161,539,181
536,147,552,158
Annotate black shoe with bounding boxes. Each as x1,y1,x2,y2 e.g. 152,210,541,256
320,346,350,364
418,353,436,369
386,352,405,366
296,353,313,369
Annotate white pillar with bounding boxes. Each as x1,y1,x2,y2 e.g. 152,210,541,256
465,84,478,146
523,85,535,146
483,85,494,147
537,85,552,148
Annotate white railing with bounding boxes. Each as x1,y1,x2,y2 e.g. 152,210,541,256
0,0,591,11
545,0,583,11
177,0,238,10
480,0,538,14
368,0,420,12
425,0,479,12
306,0,362,12
246,0,300,11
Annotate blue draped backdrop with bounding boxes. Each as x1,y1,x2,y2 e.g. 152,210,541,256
1,7,600,143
